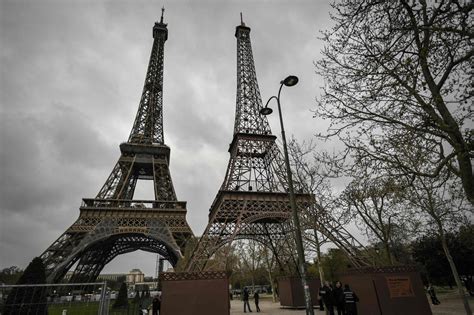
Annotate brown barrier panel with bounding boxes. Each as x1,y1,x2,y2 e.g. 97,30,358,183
339,266,432,315
278,277,320,308
159,271,230,315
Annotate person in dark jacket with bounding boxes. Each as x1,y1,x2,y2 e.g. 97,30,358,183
243,287,252,313
318,285,325,311
254,291,260,312
319,281,335,315
334,281,345,315
343,284,359,315
152,294,161,315
427,284,440,305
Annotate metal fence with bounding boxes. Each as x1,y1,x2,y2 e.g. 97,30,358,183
0,282,109,315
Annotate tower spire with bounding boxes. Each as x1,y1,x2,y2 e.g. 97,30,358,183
161,6,165,24
128,16,168,144
234,21,271,136
215,21,278,192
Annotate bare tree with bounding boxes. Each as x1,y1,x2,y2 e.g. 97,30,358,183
288,139,339,280
288,138,375,269
237,240,265,291
407,172,472,315
288,138,332,271
315,1,473,204
262,246,278,302
339,176,412,265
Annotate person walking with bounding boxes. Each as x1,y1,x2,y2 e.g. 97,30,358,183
254,291,261,312
318,283,325,311
334,281,345,315
463,277,474,296
243,287,252,313
343,284,359,315
427,284,441,305
319,281,335,315
138,304,144,315
152,294,161,315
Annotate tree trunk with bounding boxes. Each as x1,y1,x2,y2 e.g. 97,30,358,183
439,227,472,315
314,229,325,284
383,239,393,265
264,249,277,302
267,269,277,302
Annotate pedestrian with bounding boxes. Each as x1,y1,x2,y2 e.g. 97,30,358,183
254,291,261,312
427,284,440,305
463,277,474,296
318,291,325,311
152,294,161,315
243,287,252,313
319,281,335,315
343,284,359,315
334,281,345,315
317,282,325,311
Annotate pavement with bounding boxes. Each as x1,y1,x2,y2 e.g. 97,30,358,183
429,293,474,315
229,294,473,315
230,299,323,315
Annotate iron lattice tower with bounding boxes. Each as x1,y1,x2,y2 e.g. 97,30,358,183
186,19,372,272
186,20,314,272
40,10,194,283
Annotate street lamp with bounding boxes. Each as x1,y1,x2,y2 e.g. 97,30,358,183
260,75,314,315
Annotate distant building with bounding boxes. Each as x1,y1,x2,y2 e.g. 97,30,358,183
64,269,144,283
126,269,144,284
64,271,126,282
144,276,154,282
97,273,126,282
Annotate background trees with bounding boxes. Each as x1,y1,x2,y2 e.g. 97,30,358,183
339,177,410,265
406,172,472,311
3,257,47,315
412,225,474,287
113,282,129,309
0,266,23,285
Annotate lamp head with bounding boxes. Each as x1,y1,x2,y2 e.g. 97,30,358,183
281,75,299,87
259,106,273,116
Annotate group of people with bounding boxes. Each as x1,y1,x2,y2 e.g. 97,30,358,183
242,287,261,313
136,293,161,315
240,281,358,314
319,281,359,315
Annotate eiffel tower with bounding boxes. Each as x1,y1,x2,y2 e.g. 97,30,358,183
185,19,315,272
40,9,194,283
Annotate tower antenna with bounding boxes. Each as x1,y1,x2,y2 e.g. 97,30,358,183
161,6,165,23
240,12,245,26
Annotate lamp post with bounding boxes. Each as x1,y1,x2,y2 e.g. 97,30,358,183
260,75,314,315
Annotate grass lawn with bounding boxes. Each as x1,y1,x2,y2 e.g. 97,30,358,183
48,302,100,315
48,300,143,315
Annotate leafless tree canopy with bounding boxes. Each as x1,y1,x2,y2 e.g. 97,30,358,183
315,0,473,204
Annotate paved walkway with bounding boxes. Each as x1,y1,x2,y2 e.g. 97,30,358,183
429,293,473,315
229,294,473,315
230,299,319,315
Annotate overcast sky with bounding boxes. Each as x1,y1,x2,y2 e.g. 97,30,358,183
0,0,341,276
